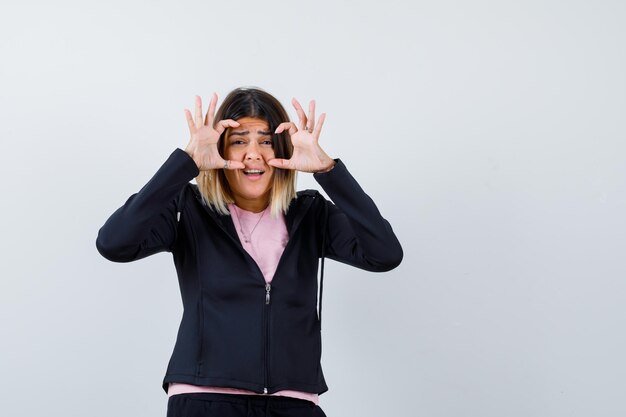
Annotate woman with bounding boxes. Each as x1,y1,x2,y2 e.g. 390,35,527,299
96,87,403,417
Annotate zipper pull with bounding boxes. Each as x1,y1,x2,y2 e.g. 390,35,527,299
177,211,181,222
265,283,271,305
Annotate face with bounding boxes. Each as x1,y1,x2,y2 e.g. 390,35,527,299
223,117,275,210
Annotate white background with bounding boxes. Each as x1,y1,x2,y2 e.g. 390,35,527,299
1,1,625,416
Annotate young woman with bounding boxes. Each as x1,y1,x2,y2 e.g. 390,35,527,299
96,87,403,417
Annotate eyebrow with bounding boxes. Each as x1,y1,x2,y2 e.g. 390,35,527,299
230,130,273,136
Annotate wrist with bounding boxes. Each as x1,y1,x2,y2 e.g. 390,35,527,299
316,160,336,173
183,147,201,169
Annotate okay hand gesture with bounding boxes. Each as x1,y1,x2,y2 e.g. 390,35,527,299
268,98,336,173
184,94,245,171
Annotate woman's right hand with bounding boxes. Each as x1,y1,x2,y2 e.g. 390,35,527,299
184,94,245,171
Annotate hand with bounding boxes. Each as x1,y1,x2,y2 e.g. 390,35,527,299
184,94,245,171
268,98,335,173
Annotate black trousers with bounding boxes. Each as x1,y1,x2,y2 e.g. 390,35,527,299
166,393,328,417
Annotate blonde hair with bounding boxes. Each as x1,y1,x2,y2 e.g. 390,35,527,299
196,168,296,218
195,87,297,217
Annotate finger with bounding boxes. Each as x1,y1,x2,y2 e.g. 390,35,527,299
222,159,245,170
275,122,298,136
267,158,294,169
194,95,203,127
313,112,326,140
205,92,217,126
307,100,316,131
291,98,307,130
215,119,240,135
275,122,297,135
184,109,195,132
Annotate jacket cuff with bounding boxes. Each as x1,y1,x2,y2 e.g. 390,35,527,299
173,148,201,179
312,158,346,183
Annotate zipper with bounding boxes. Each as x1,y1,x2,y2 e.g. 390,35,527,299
194,190,317,394
263,282,271,393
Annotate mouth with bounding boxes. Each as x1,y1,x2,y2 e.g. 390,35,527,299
243,169,265,176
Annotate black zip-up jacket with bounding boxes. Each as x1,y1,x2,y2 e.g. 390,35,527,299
96,148,403,395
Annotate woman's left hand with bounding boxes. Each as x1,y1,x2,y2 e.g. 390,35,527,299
268,98,336,173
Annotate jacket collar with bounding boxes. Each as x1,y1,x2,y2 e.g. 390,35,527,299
190,185,317,243
286,190,317,238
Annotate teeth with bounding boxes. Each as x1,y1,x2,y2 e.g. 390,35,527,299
244,169,263,174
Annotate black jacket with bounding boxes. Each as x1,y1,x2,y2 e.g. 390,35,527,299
96,148,403,395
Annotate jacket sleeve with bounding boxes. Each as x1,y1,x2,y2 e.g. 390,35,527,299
313,159,403,272
95,148,200,262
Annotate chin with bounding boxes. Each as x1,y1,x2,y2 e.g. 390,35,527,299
241,189,272,201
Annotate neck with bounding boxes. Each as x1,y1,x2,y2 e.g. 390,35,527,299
232,197,269,213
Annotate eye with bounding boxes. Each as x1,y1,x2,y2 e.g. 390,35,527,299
260,139,273,146
231,139,246,145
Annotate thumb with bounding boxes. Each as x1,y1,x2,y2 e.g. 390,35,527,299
223,159,245,170
267,158,293,169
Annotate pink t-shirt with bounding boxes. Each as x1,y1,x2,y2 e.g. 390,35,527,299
168,204,319,405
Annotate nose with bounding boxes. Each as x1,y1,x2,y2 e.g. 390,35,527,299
245,142,261,161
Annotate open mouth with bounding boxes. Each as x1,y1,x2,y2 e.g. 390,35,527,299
243,169,265,176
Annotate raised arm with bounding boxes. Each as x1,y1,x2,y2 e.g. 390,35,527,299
96,93,243,262
314,160,403,272
95,148,199,262
267,96,402,271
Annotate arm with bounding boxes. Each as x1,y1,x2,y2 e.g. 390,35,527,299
95,148,199,262
97,94,246,262
266,97,402,271
314,159,403,272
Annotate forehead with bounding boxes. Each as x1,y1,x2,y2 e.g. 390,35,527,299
232,117,269,131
